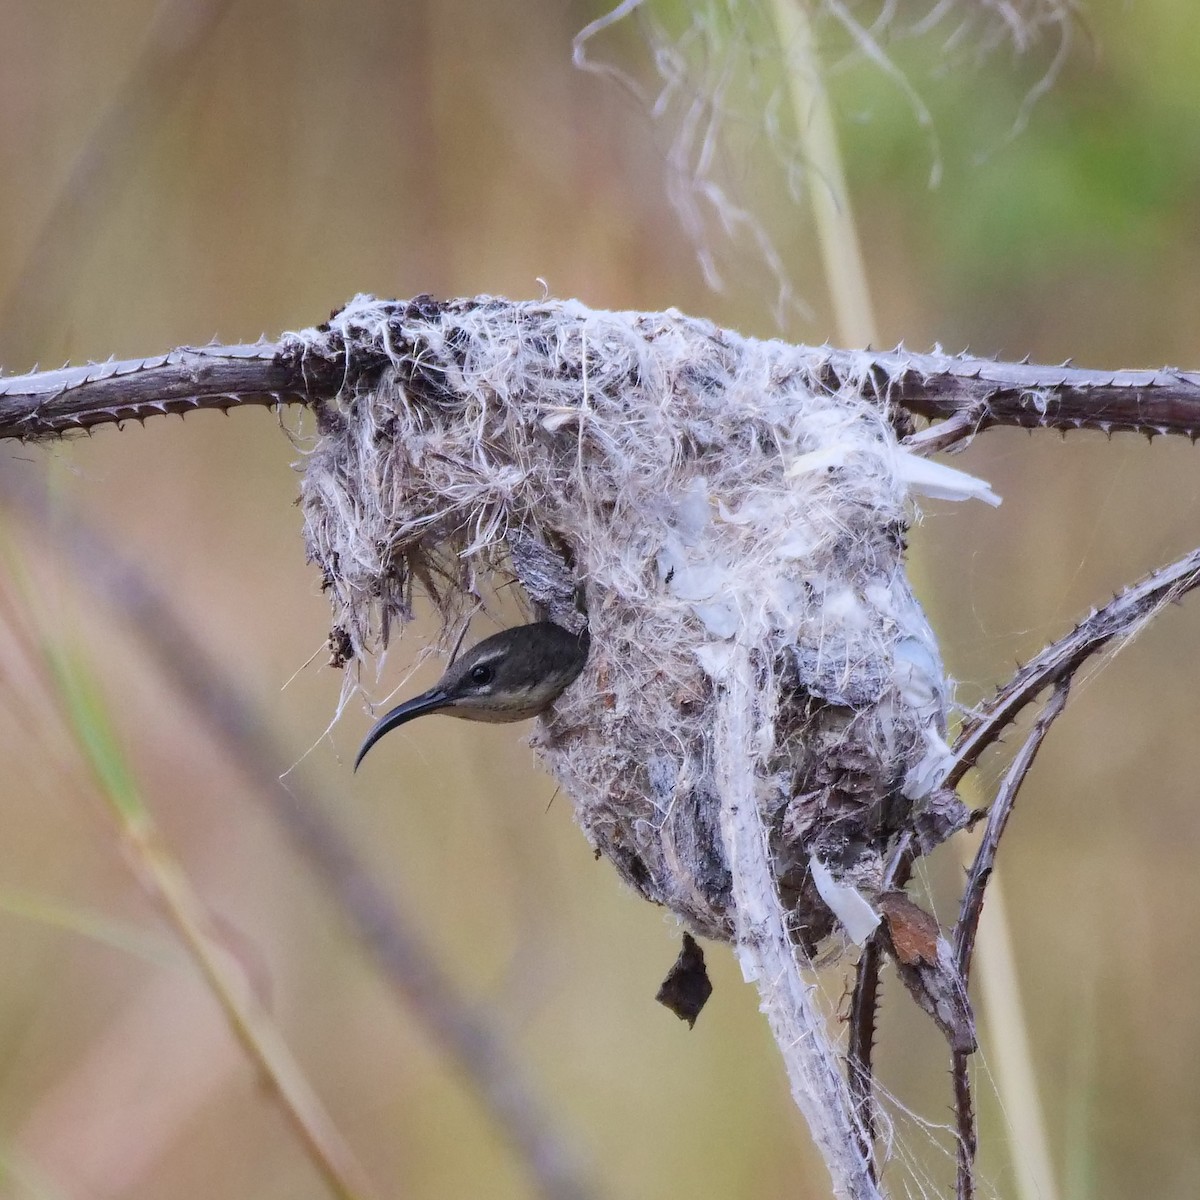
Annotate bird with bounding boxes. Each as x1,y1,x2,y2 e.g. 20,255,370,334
354,622,590,770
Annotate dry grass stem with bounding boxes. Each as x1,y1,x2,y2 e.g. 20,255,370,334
40,641,379,1200
1,477,596,1200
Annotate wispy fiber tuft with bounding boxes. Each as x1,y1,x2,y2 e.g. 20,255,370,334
292,293,983,948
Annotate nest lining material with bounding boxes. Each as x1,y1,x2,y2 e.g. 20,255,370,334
292,294,994,948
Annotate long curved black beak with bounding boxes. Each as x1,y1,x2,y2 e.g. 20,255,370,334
354,686,451,771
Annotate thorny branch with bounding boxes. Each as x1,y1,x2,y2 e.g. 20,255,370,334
848,544,1200,1184
846,935,882,1178
946,543,1200,792
953,685,1072,985
3,301,1200,442
847,829,917,1176
950,684,1069,1200
6,300,1200,1198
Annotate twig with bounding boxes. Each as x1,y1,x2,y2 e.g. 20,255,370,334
902,406,987,454
3,301,1200,441
0,476,596,1200
949,684,1070,1200
851,540,1200,1185
846,938,882,1174
954,685,1070,981
946,544,1200,790
845,829,921,1171
0,343,317,439
927,545,1200,1195
951,1048,976,1200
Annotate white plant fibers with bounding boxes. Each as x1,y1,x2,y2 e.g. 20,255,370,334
293,295,990,1197
295,293,980,934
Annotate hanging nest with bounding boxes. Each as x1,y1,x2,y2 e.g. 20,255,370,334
289,295,983,951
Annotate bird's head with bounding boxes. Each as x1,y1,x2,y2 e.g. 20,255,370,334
354,622,589,770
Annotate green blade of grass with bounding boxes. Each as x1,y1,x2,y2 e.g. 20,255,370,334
0,889,180,967
41,639,380,1200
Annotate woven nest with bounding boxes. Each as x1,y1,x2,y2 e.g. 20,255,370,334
290,295,977,950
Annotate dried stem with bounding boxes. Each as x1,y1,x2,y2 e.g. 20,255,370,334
953,684,1070,982
0,477,595,1200
768,0,879,349
850,539,1200,1188
947,544,1200,790
950,684,1069,1200
846,829,917,1172
45,645,379,1200
112,805,381,1200
846,937,882,1174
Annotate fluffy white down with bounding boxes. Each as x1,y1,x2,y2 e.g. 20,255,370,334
295,295,990,943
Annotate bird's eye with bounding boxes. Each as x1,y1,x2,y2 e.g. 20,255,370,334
469,664,494,686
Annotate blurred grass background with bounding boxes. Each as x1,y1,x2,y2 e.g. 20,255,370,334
1,2,1199,1197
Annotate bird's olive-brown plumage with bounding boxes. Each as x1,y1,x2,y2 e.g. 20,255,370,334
354,622,589,770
